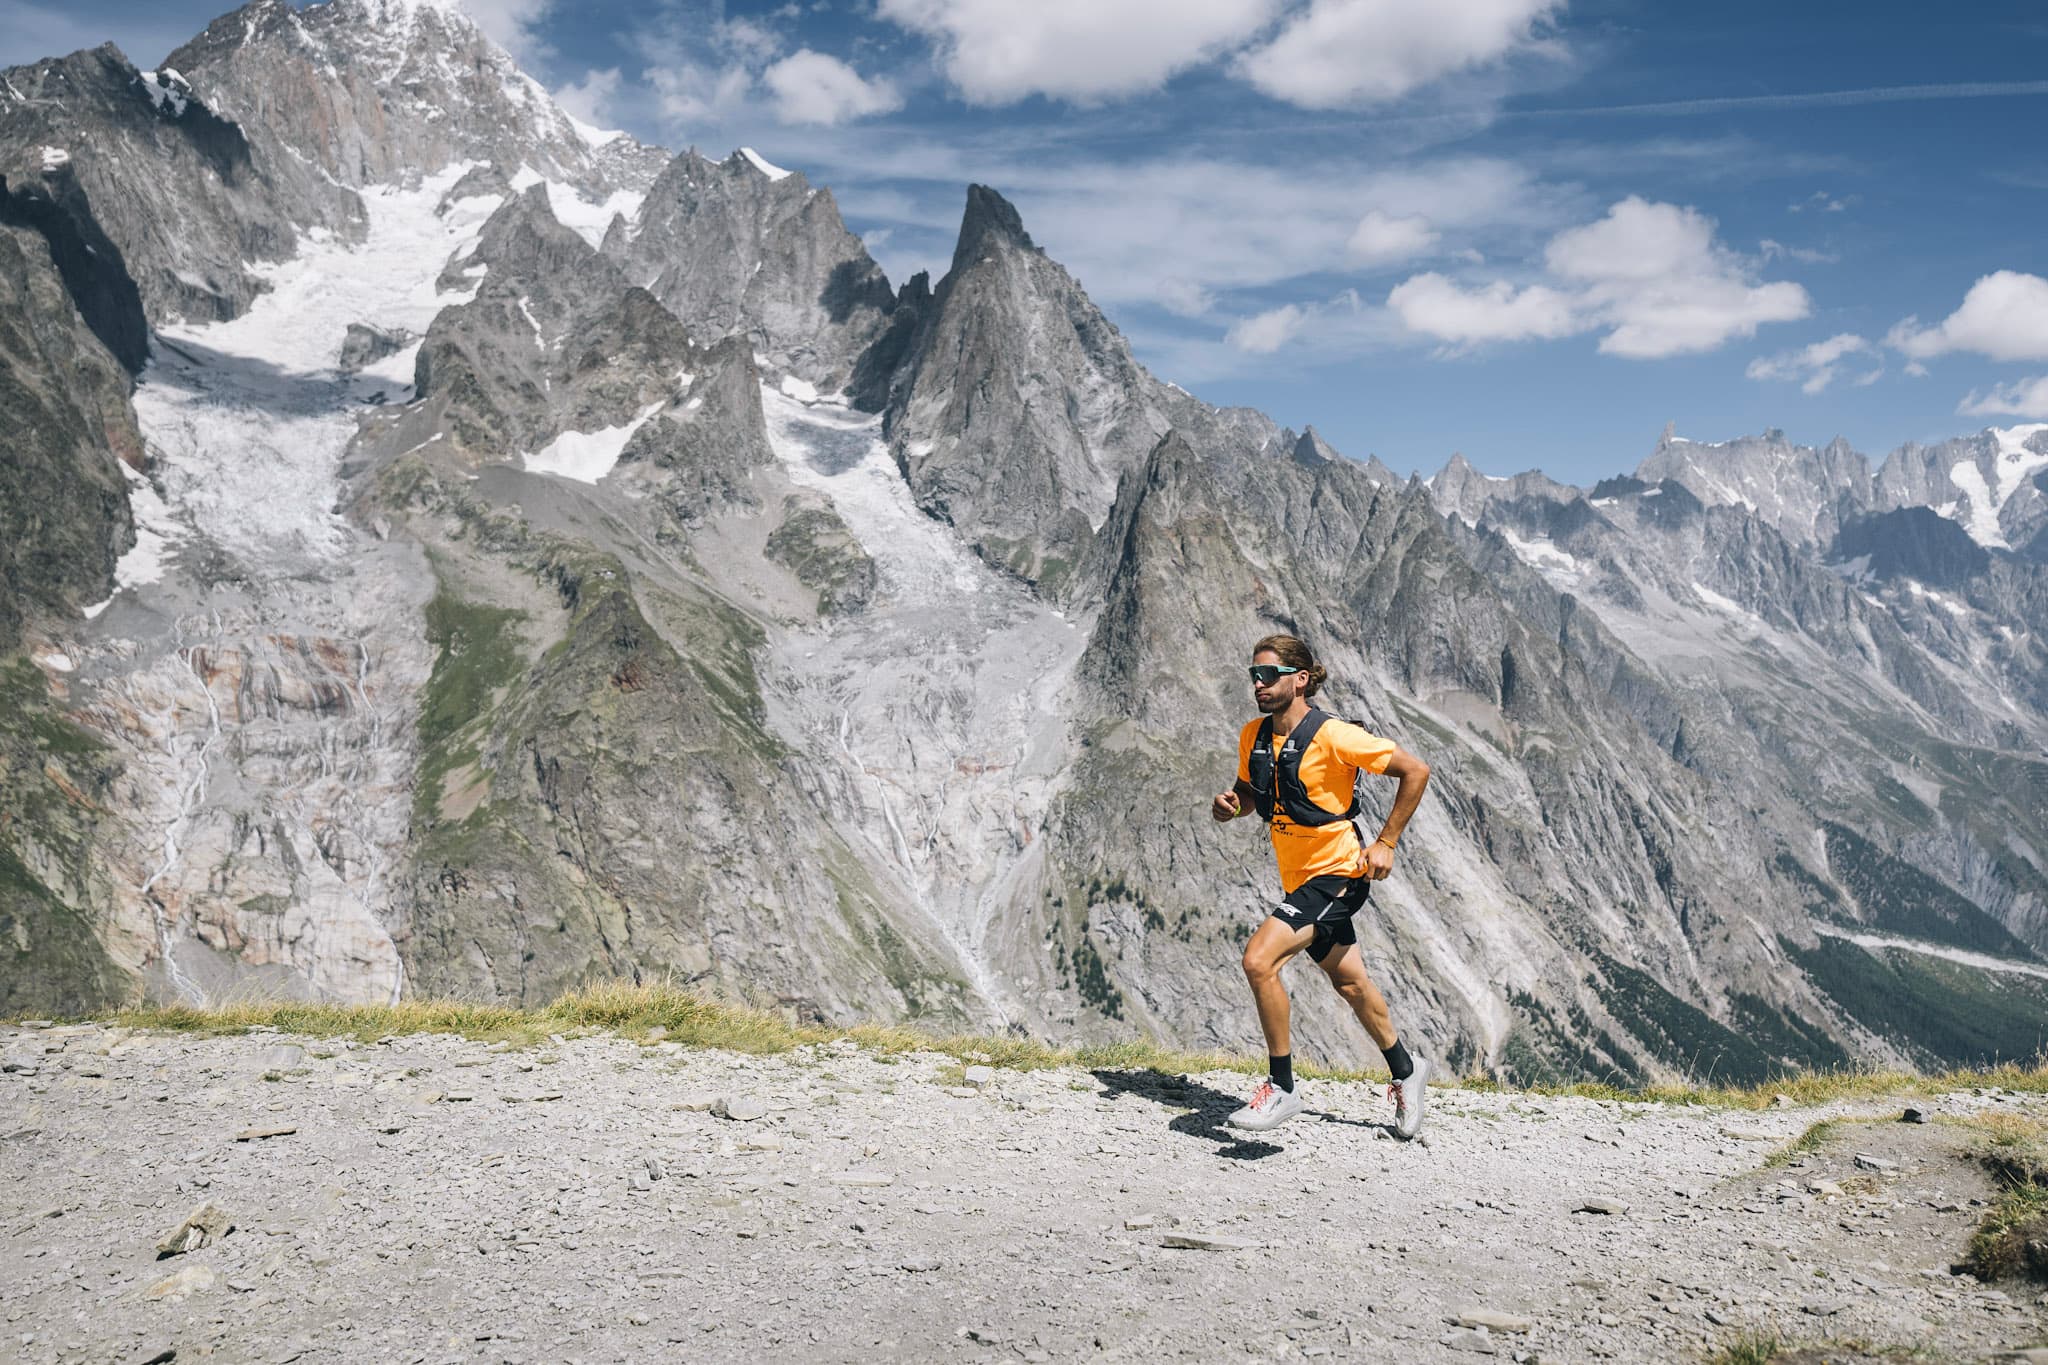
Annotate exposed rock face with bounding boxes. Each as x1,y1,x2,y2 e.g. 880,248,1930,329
0,215,137,651
338,321,413,373
763,493,876,616
880,186,1186,597
604,149,896,390
412,185,694,458
1834,507,1990,587
1874,425,2048,554
1636,426,1873,546
165,0,664,198
0,45,360,321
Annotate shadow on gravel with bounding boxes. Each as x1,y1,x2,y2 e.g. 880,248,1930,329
1090,1069,1288,1161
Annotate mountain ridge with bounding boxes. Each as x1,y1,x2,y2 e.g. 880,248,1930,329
1,0,2045,1086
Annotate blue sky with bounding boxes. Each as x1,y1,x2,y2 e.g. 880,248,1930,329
12,0,2048,485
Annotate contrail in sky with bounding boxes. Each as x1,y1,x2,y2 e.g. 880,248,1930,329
1522,79,2048,117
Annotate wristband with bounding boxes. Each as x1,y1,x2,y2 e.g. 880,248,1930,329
1374,836,1397,850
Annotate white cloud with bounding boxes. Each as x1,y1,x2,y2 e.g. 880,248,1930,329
1386,273,1578,345
458,0,553,64
1235,0,1562,109
554,66,621,129
1788,190,1852,214
1545,197,1809,357
1759,238,1838,265
1014,156,1555,314
1228,303,1308,353
762,50,902,125
1155,279,1218,318
875,0,1279,105
1887,271,2048,362
1745,333,1878,394
1386,196,1810,357
1958,375,2048,419
649,60,757,126
1347,210,1438,267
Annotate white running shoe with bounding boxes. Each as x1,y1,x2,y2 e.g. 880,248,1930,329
1388,1055,1430,1140
1227,1079,1306,1131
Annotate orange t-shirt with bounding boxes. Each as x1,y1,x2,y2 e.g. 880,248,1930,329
1237,714,1398,893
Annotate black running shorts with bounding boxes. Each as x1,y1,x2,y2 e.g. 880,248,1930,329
1271,873,1370,963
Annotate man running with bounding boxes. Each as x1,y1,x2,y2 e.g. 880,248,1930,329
1211,634,1434,1138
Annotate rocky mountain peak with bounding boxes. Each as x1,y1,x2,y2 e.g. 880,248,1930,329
609,147,893,388
1635,426,1873,546
950,183,1035,275
1292,426,1340,464
165,0,648,198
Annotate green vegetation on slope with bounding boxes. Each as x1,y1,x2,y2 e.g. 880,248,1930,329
1821,820,2035,960
1588,950,1783,1086
0,656,127,1012
1788,935,2048,1069
412,585,527,827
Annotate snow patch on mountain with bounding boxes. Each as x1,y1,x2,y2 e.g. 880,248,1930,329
1944,423,2048,549
739,147,793,181
524,403,662,483
131,164,501,574
758,383,1092,1023
113,466,182,591
507,165,643,249
136,70,190,116
1498,528,1579,576
564,112,623,149
1693,583,1749,617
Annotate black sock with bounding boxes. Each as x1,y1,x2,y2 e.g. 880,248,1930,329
1269,1053,1294,1093
1382,1039,1413,1082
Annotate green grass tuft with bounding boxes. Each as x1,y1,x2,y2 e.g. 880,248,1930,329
1706,1330,1781,1365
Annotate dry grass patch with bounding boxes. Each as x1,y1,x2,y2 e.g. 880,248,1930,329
60,983,2048,1109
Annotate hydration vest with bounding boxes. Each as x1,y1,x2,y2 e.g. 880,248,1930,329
1247,708,1361,826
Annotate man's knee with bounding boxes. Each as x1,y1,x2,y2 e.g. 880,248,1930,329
1242,943,1278,984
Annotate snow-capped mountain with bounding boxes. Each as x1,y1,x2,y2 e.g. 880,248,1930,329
4,0,2047,1082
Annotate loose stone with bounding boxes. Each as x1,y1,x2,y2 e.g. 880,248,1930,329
155,1202,233,1258
1456,1309,1533,1333
1160,1234,1253,1252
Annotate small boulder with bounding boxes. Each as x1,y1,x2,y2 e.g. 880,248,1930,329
1455,1309,1533,1333
155,1203,233,1259
713,1096,768,1122
1575,1198,1628,1216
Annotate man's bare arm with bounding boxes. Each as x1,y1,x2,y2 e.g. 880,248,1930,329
1360,749,1429,879
1374,750,1430,846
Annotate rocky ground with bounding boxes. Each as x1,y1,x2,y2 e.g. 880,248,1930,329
3,1021,2045,1364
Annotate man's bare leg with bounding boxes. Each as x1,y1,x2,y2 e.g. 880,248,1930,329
1241,916,1315,1056
1314,942,1397,1051
1318,941,1430,1139
1227,917,1317,1131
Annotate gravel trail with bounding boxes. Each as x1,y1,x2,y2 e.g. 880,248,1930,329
3,1023,2043,1363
